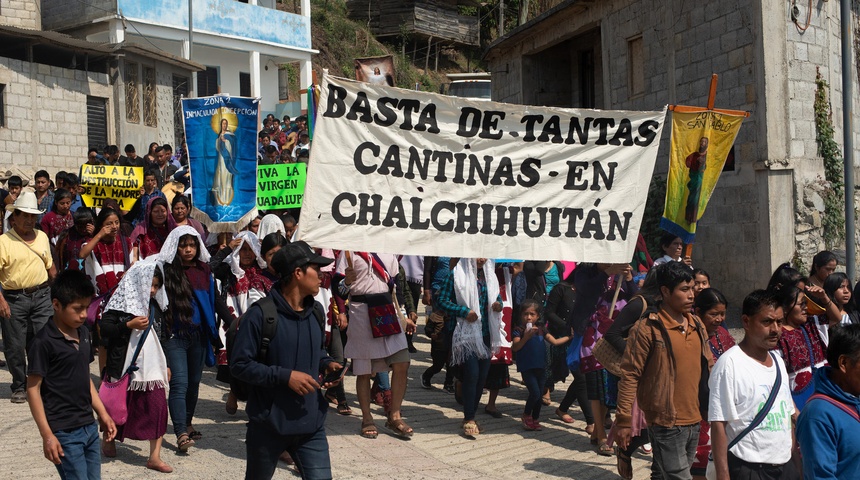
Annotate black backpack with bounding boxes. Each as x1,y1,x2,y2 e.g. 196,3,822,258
227,296,326,402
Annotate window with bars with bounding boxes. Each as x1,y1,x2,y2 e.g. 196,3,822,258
87,96,108,151
0,84,5,127
143,67,157,127
628,36,645,97
240,72,251,97
197,67,219,97
125,62,140,123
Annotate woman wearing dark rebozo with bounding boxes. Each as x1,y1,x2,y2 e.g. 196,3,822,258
213,117,237,206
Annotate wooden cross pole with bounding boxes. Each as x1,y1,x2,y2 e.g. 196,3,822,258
667,74,750,259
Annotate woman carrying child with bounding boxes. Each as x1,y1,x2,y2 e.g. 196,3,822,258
99,258,172,473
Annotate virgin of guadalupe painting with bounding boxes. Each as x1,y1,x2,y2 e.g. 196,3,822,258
213,114,238,206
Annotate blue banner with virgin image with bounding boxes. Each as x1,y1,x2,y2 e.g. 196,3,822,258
182,95,259,232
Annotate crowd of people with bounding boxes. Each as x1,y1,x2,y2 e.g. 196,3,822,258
2,142,860,480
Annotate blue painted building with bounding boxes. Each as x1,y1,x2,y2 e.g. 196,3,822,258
42,0,314,137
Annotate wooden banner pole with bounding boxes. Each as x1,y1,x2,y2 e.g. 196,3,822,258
707,74,718,110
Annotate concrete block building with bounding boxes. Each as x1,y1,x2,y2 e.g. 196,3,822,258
485,0,860,303
0,0,201,176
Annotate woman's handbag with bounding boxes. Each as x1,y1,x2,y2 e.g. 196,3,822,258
363,292,403,338
567,333,584,373
425,309,446,339
98,324,151,426
592,337,624,377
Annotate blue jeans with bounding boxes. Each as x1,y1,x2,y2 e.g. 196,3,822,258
521,368,545,419
164,332,206,437
53,422,100,480
375,371,391,391
461,353,491,421
245,422,331,480
648,423,700,480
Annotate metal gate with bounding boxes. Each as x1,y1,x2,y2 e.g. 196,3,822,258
173,75,189,148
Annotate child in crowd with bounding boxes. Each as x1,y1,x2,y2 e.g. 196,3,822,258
26,270,117,480
692,268,710,298
57,208,95,271
131,168,166,227
511,299,570,431
39,189,74,245
824,272,860,325
1,174,23,233
100,260,172,473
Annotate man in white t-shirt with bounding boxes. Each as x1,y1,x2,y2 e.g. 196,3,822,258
709,290,799,480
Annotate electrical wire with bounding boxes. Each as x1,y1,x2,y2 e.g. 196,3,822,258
793,0,813,33
70,0,175,53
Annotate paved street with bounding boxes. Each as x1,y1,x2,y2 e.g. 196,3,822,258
0,330,652,479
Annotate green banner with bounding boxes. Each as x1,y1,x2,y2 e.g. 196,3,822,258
256,163,307,210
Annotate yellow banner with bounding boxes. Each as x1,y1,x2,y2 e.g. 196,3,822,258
661,111,744,242
79,165,143,211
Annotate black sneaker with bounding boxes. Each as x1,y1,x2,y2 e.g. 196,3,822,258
442,384,455,395
10,390,26,404
420,373,432,389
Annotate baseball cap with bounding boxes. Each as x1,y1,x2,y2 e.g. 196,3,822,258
271,241,333,277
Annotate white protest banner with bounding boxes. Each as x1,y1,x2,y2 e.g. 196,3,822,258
299,74,667,263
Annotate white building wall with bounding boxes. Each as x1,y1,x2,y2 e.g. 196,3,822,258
85,32,284,119
0,57,112,177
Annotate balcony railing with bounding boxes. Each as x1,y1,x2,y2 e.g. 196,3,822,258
117,0,311,50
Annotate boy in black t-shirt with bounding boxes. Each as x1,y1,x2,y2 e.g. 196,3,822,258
26,270,116,479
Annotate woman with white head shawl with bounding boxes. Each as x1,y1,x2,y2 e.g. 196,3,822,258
209,230,274,415
256,214,286,243
157,225,220,453
99,257,173,472
435,258,503,437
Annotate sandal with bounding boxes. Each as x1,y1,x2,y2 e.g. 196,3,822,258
324,391,338,405
336,402,352,416
616,447,633,480
597,441,613,456
484,408,503,419
463,420,480,437
555,409,574,424
384,418,414,439
360,421,378,439
187,429,202,441
541,395,551,406
176,433,195,452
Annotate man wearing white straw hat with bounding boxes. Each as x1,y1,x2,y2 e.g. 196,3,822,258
0,191,57,403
